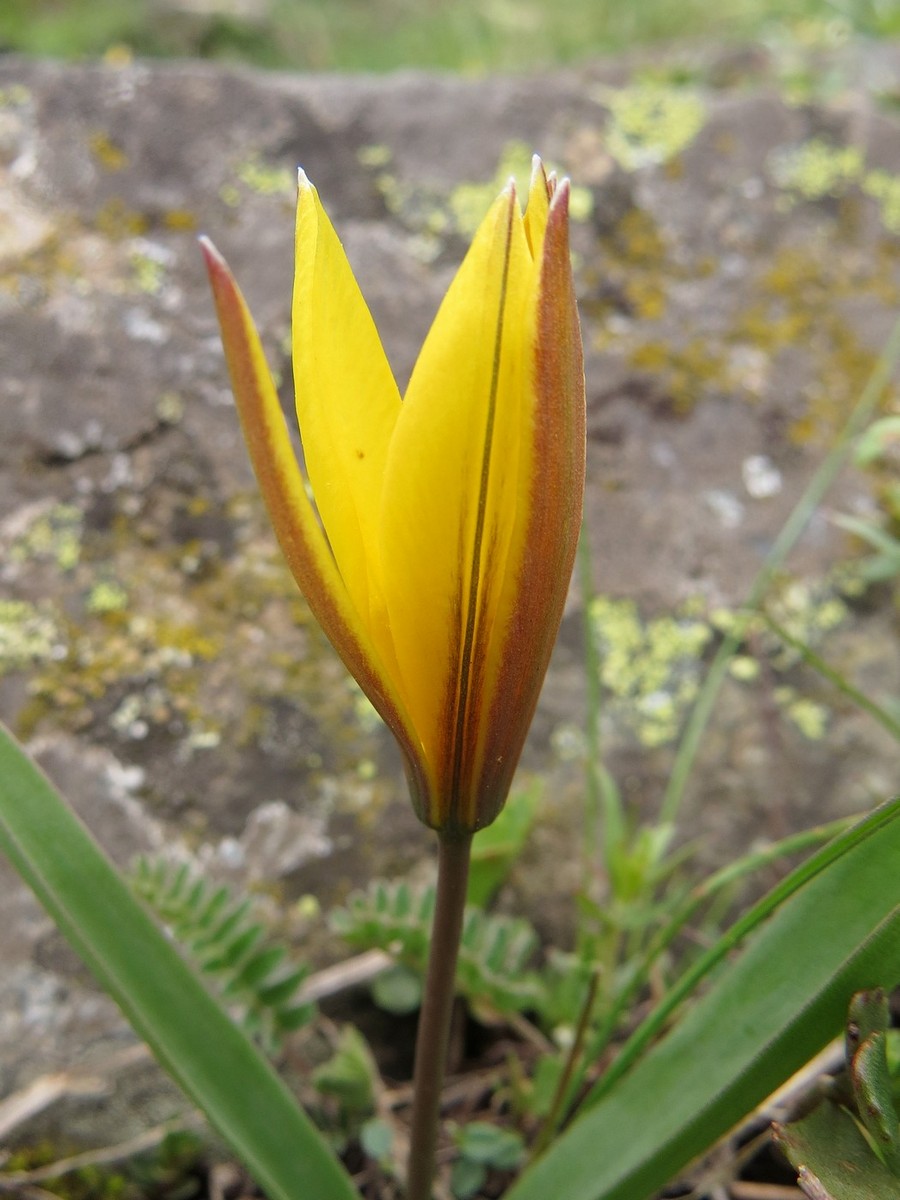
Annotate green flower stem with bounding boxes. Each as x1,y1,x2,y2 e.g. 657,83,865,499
406,830,473,1200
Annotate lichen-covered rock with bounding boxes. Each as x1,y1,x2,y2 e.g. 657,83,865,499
1,44,899,1141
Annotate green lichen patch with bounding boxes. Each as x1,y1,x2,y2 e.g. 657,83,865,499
601,85,707,171
9,503,83,571
449,141,593,235
770,138,865,201
361,140,591,253
128,242,170,294
85,578,129,614
356,143,392,169
771,137,900,235
0,599,63,675
0,84,31,107
589,595,714,747
711,574,849,671
223,155,295,207
774,686,830,739
8,487,374,791
591,575,857,748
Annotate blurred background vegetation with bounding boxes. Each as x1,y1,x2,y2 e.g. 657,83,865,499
0,0,898,72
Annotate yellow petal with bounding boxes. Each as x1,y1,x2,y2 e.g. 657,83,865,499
523,154,551,258
471,181,586,825
378,186,537,828
292,172,401,637
200,236,428,801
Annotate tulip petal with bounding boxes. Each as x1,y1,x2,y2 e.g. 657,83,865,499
523,154,551,257
200,237,427,800
292,173,402,638
473,181,586,824
378,187,537,827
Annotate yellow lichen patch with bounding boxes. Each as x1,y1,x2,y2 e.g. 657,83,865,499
588,207,671,326
163,209,199,232
601,85,706,171
730,244,898,445
93,198,149,239
628,337,728,415
88,131,129,173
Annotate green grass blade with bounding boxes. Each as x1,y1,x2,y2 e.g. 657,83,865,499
0,723,358,1200
760,609,900,742
659,312,900,829
506,797,900,1200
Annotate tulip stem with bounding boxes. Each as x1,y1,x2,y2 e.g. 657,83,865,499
406,829,473,1200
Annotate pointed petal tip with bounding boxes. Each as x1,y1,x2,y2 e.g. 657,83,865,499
198,234,228,277
550,176,571,214
297,166,311,189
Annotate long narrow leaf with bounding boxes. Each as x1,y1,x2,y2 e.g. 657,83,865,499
507,797,900,1200
0,724,357,1200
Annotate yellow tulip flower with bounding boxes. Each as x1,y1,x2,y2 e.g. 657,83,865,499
201,157,585,834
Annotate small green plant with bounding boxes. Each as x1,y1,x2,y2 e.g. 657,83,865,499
775,988,900,1194
331,879,545,1018
132,856,315,1054
450,1123,525,1199
835,512,900,584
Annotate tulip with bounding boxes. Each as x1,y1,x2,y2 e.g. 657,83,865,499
201,156,585,838
203,156,585,1199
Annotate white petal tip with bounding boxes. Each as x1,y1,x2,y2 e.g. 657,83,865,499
297,166,311,189
549,176,571,212
198,235,225,268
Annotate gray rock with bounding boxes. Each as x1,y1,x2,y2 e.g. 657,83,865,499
1,44,899,1146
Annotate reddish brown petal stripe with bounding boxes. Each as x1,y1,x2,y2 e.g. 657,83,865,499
473,182,586,826
200,238,431,808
